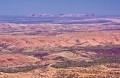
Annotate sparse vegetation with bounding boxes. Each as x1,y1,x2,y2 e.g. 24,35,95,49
51,60,94,68
51,56,120,68
0,63,42,73
94,56,120,64
53,70,79,78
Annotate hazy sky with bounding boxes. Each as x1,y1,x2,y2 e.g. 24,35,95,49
0,0,120,15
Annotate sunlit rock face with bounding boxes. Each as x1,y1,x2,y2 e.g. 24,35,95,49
0,54,39,67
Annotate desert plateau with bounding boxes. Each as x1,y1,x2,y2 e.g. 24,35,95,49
0,14,119,78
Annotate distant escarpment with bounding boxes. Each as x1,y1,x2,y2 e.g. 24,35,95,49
27,13,95,18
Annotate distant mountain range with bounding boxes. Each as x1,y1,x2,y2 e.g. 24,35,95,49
27,13,95,17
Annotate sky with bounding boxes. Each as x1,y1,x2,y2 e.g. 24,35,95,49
0,0,120,16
